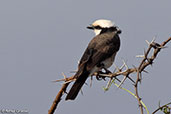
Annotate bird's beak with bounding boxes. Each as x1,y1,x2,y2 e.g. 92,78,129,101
116,26,122,34
87,25,94,29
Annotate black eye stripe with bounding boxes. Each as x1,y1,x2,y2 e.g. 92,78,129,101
94,26,102,29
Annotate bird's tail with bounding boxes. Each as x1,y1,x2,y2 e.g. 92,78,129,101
65,71,89,100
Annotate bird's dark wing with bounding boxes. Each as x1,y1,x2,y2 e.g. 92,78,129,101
78,31,120,72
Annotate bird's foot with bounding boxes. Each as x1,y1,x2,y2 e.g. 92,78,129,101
96,71,106,81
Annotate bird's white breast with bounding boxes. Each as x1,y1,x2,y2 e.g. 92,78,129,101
101,52,116,68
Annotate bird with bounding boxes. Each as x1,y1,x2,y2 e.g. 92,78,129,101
65,19,121,100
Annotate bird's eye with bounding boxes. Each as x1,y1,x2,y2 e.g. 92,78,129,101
94,26,102,29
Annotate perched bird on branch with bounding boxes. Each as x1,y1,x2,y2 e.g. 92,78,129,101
66,19,121,100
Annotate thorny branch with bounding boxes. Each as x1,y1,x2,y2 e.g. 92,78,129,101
134,37,171,114
48,37,171,114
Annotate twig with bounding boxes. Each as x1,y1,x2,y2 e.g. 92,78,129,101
152,102,171,114
48,75,74,114
48,83,69,114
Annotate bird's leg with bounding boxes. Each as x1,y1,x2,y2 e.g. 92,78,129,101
96,63,110,81
103,67,112,74
96,71,104,81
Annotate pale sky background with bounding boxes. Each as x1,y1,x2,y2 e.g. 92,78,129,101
0,0,170,114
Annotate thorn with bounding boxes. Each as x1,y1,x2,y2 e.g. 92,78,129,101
151,37,156,43
122,60,128,70
105,78,112,89
120,63,125,70
127,76,135,83
53,72,69,82
62,72,66,79
146,37,156,47
158,101,161,107
63,79,75,84
118,76,127,88
114,63,121,72
143,69,149,73
145,40,150,46
114,77,121,82
52,79,65,82
136,55,145,58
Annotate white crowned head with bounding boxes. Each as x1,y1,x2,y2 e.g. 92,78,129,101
87,19,115,35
